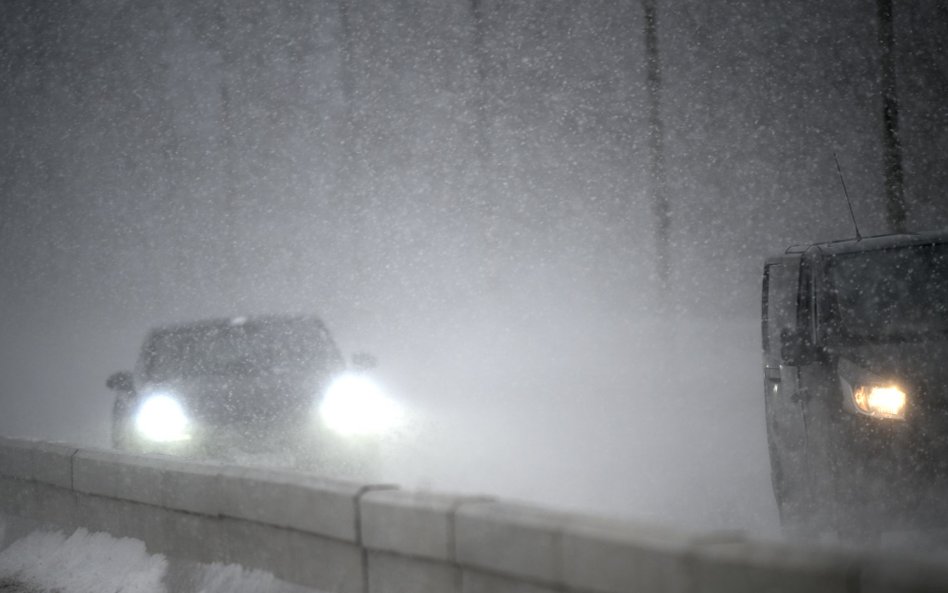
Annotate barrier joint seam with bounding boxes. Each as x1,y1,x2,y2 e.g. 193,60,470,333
354,485,381,593
69,448,79,491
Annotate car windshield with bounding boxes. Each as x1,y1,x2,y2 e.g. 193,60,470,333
142,319,341,381
825,243,948,343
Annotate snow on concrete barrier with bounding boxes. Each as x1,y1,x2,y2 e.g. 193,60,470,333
1,436,948,593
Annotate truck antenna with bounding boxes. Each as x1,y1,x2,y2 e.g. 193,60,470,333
834,152,862,241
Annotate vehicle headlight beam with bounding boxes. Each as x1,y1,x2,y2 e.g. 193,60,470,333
841,377,907,420
319,375,402,437
134,393,192,442
838,358,909,421
852,384,907,420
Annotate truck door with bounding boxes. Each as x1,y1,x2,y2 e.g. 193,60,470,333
762,258,808,512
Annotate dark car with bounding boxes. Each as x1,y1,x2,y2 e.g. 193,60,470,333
762,231,948,538
108,315,398,473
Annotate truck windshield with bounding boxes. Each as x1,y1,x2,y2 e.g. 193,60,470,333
825,243,948,343
142,319,341,381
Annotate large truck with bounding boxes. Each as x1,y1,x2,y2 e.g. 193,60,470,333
762,231,948,537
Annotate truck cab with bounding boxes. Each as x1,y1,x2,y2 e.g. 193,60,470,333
762,231,948,537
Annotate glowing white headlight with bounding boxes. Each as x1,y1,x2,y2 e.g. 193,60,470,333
135,393,191,442
319,375,402,436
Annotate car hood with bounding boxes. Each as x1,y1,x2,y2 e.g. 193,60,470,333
139,371,331,427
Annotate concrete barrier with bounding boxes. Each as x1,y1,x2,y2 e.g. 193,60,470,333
2,436,948,593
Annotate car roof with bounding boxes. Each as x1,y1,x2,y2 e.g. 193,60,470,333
781,229,948,257
148,314,330,337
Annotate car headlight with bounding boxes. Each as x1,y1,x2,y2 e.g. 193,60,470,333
135,393,192,442
318,374,402,437
850,383,907,419
838,357,908,421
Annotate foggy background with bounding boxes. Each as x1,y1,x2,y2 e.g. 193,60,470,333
1,0,947,535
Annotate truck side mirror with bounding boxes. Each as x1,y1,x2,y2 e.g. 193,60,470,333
106,371,134,392
780,328,817,366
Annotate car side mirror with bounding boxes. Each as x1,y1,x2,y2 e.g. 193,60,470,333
106,371,134,392
780,328,817,366
351,352,378,371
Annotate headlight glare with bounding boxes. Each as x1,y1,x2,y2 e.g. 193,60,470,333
851,384,907,420
319,374,402,437
135,393,192,442
838,358,908,421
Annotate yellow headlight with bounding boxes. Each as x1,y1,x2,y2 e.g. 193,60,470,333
852,384,906,420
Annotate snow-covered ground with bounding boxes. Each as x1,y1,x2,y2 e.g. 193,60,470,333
0,525,165,593
0,518,317,593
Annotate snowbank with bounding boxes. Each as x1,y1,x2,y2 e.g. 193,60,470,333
0,528,167,593
0,525,316,593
